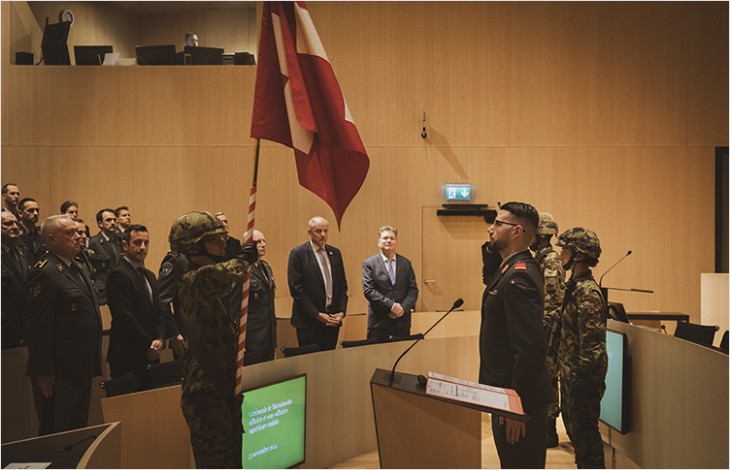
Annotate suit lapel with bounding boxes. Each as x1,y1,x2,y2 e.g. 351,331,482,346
307,243,326,289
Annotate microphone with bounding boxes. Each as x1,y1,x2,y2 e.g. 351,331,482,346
599,250,632,288
64,434,98,451
389,298,464,385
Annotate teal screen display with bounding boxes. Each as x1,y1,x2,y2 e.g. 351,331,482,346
242,375,306,468
599,330,629,433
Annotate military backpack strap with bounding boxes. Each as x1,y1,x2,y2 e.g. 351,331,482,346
546,277,577,357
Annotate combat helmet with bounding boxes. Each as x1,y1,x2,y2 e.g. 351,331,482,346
169,211,227,255
536,212,559,236
557,227,602,260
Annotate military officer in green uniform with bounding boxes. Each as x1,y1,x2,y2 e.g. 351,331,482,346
530,212,566,447
556,227,607,469
23,215,102,435
168,211,258,469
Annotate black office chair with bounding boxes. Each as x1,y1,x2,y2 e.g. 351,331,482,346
341,337,387,348
607,302,630,324
673,320,719,347
100,372,139,397
281,344,320,357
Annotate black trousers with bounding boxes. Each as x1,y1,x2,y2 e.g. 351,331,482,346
296,324,340,350
31,377,91,436
492,404,547,469
243,349,275,366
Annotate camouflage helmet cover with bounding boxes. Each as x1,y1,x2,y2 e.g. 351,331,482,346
537,212,559,236
168,211,227,255
557,227,602,259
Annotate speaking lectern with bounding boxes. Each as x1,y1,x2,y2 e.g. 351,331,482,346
1,421,121,468
370,368,526,469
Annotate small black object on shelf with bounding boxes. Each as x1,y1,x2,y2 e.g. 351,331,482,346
436,204,496,222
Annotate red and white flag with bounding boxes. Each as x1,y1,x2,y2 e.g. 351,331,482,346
251,1,369,228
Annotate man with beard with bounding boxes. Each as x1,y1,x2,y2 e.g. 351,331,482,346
479,201,550,468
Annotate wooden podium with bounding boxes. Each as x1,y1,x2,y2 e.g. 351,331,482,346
371,368,525,469
1,421,121,468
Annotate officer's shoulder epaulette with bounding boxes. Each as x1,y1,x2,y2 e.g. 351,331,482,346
33,258,48,269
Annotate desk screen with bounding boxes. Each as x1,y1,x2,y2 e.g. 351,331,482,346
599,330,630,433
242,374,306,468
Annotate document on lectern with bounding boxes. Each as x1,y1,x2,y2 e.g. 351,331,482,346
425,371,524,416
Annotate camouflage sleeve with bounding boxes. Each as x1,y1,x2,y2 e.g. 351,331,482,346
542,253,565,325
185,258,249,303
576,285,606,380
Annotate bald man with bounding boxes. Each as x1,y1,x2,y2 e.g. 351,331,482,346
244,230,277,365
287,217,348,351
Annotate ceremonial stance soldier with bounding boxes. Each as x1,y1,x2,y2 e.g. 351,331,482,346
2,210,30,348
23,215,102,435
168,211,258,469
556,228,608,469
480,202,550,468
531,212,566,447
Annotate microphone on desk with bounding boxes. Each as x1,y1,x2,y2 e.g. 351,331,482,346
64,434,98,451
388,298,464,385
599,250,632,289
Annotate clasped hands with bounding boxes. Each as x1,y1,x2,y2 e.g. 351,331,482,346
317,312,344,327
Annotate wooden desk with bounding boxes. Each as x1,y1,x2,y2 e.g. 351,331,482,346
626,312,690,322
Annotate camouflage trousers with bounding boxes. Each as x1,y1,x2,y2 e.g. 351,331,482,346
181,390,243,469
561,380,606,469
546,353,560,419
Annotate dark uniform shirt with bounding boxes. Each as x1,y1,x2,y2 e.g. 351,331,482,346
2,241,30,347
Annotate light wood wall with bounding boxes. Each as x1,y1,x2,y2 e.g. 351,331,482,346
2,2,727,319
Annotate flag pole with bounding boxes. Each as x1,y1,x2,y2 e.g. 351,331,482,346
235,138,262,396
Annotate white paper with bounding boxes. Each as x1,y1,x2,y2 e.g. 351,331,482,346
425,371,519,413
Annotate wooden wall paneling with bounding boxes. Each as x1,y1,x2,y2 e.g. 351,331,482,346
596,2,689,146
687,2,730,146
139,12,206,50
428,2,512,147
7,2,42,66
204,9,258,54
172,67,254,146
509,2,600,146
6,66,35,144
0,146,54,216
306,2,434,148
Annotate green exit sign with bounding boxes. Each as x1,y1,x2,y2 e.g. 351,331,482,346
444,184,472,201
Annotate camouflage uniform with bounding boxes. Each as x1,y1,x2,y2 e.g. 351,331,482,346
169,211,256,469
557,227,607,469
535,245,565,419
179,258,248,469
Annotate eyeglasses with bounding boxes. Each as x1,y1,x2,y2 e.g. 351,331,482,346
492,219,521,228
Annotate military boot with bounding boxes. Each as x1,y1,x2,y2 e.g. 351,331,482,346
546,418,559,448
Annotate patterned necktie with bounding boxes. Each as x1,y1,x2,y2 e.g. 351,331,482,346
386,258,396,285
317,248,333,302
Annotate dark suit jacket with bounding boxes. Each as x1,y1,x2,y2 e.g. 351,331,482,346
287,242,348,328
106,259,166,369
23,253,102,382
2,241,30,347
88,232,121,304
362,253,418,332
19,223,44,262
247,260,277,352
479,249,550,413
